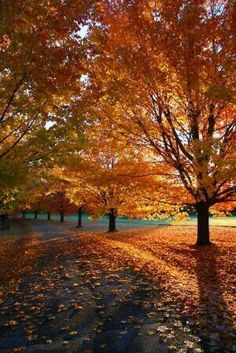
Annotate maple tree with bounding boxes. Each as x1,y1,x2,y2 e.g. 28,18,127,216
11,166,47,218
41,191,78,223
65,190,85,228
1,3,235,351
39,197,54,221
0,156,29,228
86,0,236,245
53,122,178,232
19,186,78,222
53,166,87,227
0,0,91,213
0,189,18,229
1,0,235,245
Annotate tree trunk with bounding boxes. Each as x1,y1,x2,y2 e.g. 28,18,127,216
34,211,38,219
47,212,51,221
108,209,117,232
60,212,64,223
77,206,82,228
22,211,26,218
196,203,210,246
2,214,10,230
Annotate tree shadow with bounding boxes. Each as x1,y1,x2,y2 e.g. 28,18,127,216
98,229,236,352
191,244,235,353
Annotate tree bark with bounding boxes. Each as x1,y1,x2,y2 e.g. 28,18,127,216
196,203,210,246
22,211,26,218
2,214,10,230
34,211,38,219
77,206,82,228
60,212,64,223
108,209,117,232
47,212,51,221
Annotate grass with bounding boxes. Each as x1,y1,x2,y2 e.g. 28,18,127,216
173,216,236,227
18,212,236,228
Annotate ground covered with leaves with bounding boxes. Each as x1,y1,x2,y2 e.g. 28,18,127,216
0,220,235,353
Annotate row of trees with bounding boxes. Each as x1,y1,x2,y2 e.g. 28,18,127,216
22,192,83,226
0,0,235,245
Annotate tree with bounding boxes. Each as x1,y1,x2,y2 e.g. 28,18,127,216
42,192,77,223
52,123,177,232
76,205,84,228
88,0,236,245
0,0,91,201
0,188,19,230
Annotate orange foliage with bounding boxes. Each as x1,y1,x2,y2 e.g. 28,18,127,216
87,0,236,243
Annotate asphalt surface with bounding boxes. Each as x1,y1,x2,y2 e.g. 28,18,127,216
0,221,206,353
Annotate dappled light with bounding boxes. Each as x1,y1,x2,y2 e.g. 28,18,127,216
1,221,235,352
0,0,235,352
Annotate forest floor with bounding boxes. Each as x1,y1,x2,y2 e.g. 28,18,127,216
0,219,235,353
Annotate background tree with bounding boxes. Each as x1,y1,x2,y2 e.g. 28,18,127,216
52,123,179,232
0,188,20,229
41,192,78,223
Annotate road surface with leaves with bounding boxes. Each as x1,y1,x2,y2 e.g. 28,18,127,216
0,220,235,353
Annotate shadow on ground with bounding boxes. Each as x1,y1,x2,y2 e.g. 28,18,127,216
0,220,235,353
192,244,236,353
0,220,204,353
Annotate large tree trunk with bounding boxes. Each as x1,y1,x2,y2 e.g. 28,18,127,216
60,212,64,223
108,209,117,232
77,206,83,228
34,211,38,219
196,203,210,246
47,212,51,221
2,214,10,230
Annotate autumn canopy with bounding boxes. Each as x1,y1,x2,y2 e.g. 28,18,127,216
0,0,235,245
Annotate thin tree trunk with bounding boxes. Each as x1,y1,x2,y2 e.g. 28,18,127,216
22,211,26,218
77,206,82,228
47,212,51,221
2,214,10,230
34,211,38,219
108,209,117,232
196,203,210,246
60,212,64,223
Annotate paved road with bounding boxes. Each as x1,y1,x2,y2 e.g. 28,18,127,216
0,221,203,353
